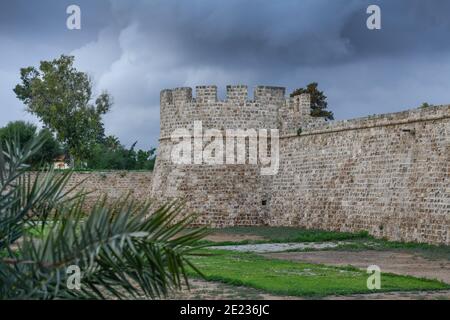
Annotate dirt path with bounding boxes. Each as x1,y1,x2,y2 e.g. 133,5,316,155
168,279,299,300
204,233,266,243
217,241,350,253
264,250,450,284
322,290,450,300
169,279,450,300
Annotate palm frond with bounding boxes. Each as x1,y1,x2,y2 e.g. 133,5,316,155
0,136,208,300
4,198,207,299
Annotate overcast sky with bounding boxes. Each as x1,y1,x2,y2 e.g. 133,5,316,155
1,0,450,149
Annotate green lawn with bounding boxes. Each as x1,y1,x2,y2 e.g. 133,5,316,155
188,250,449,297
201,226,369,246
368,240,450,261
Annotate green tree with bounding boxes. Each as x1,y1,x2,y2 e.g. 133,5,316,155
291,82,334,120
14,55,112,166
420,102,434,109
0,137,207,299
137,148,156,170
0,121,61,167
87,139,156,171
104,135,121,151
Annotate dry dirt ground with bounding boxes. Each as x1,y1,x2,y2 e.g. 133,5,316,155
169,279,298,300
204,232,266,243
170,279,450,300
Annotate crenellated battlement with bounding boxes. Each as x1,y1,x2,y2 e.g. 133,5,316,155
196,85,218,103
172,87,192,105
160,89,173,105
159,84,323,138
161,85,293,105
226,85,248,104
254,86,286,104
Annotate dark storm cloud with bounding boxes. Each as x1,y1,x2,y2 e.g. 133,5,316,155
0,0,111,47
108,0,359,69
106,0,450,68
1,0,450,148
342,0,450,59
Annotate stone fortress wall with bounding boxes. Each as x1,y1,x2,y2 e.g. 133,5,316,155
62,85,449,245
153,85,290,226
63,171,154,208
271,106,449,245
150,85,450,245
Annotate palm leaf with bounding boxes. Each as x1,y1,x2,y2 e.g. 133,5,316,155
0,136,208,300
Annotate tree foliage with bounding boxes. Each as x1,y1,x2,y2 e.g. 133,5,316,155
0,121,61,168
419,102,434,109
87,137,156,170
14,55,112,164
0,137,206,299
291,82,334,120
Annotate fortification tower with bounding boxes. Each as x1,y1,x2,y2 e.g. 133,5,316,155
150,85,319,226
114,83,450,244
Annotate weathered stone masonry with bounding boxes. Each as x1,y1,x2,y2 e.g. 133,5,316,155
150,85,449,245
64,85,449,245
270,107,450,245
64,171,153,209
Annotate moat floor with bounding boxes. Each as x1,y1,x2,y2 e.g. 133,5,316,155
169,229,450,300
168,247,450,300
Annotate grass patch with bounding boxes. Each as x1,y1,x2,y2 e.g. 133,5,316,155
188,249,449,297
25,223,53,238
201,226,450,261
371,240,450,261
201,226,369,246
280,239,450,261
